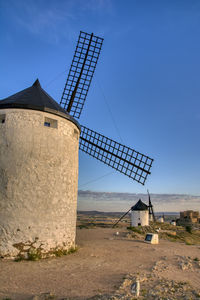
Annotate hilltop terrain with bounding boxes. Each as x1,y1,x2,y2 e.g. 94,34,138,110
1,211,200,300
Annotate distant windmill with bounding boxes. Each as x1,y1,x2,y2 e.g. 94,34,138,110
60,31,154,185
113,192,155,227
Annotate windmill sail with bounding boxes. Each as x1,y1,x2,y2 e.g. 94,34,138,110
60,31,154,185
80,125,153,185
147,190,156,221
60,31,104,119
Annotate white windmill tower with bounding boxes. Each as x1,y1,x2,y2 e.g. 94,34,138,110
131,199,149,227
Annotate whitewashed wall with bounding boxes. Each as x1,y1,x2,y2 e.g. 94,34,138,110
0,108,79,258
131,210,149,227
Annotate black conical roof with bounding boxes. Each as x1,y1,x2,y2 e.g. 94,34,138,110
0,79,80,129
131,199,148,211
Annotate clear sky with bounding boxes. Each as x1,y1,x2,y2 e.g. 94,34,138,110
1,0,200,196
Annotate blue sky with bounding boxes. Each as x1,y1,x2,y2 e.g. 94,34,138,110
1,0,200,195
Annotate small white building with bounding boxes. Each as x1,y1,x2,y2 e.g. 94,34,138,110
158,216,164,223
131,199,149,227
170,220,176,226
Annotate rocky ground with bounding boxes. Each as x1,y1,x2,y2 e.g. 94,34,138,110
1,226,200,300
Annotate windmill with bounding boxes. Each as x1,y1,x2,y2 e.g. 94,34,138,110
0,31,154,259
60,31,154,186
112,195,154,228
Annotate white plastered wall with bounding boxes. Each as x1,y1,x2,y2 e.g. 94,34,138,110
0,108,79,258
131,210,149,227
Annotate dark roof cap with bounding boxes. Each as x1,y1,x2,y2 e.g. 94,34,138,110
0,79,80,130
131,199,148,211
33,79,41,87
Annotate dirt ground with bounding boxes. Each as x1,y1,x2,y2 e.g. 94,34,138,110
1,227,200,299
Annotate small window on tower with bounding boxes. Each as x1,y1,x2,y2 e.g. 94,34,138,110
0,114,6,124
44,117,58,128
44,122,50,127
